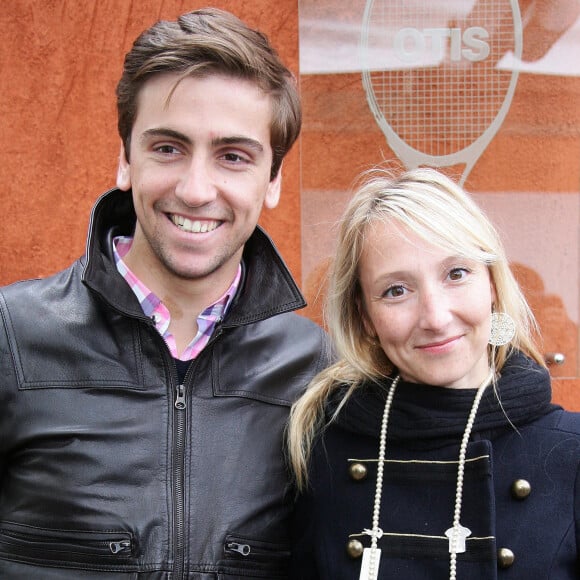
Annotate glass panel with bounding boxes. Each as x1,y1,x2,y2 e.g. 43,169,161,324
299,0,580,389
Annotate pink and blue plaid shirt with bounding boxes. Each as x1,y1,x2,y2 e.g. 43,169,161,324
113,236,241,361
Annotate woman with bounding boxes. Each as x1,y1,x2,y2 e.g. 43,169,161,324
288,167,580,579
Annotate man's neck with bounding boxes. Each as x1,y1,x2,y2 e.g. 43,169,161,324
124,250,240,321
113,235,242,359
122,250,241,352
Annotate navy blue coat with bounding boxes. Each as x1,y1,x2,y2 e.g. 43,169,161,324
291,354,580,579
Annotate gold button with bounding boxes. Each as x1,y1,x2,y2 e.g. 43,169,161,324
497,547,515,568
346,539,364,559
511,479,532,499
349,462,368,481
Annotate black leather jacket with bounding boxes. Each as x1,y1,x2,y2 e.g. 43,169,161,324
0,188,330,579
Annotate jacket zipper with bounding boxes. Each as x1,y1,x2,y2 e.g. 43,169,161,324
109,540,131,554
171,324,224,579
138,319,187,580
226,541,251,556
140,322,188,580
224,537,291,561
0,528,132,557
141,318,224,579
173,382,187,579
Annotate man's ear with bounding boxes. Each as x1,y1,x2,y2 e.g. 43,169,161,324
116,144,131,191
264,166,282,209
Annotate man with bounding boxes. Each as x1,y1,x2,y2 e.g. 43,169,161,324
0,8,329,579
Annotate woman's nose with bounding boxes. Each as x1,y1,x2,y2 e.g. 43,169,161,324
418,289,453,330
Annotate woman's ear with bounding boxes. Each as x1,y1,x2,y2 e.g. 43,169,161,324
358,298,376,340
490,280,498,311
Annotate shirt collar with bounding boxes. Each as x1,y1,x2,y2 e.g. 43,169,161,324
112,236,241,358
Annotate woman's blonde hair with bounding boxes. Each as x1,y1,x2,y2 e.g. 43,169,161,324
288,167,545,489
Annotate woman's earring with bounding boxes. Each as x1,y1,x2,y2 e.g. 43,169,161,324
489,312,516,346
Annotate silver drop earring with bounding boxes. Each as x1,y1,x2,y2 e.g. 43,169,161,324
489,312,516,346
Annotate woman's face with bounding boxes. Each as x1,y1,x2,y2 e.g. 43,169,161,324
358,220,495,389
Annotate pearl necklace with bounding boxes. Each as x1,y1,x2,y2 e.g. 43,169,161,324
361,370,494,580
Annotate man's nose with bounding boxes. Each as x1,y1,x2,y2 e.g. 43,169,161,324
174,158,218,207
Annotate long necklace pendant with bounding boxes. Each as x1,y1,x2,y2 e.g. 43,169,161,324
445,523,471,553
359,547,381,580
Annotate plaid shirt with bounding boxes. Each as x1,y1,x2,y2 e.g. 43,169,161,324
113,236,241,361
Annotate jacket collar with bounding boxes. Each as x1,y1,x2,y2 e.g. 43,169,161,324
81,188,306,323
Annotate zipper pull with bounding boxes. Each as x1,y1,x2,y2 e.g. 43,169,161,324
227,542,251,556
109,540,131,554
175,384,186,409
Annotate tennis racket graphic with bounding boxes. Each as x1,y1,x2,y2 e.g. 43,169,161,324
361,0,523,185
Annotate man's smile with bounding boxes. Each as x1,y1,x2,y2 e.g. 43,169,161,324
169,214,221,233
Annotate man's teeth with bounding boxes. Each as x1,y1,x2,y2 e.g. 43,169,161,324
171,215,219,233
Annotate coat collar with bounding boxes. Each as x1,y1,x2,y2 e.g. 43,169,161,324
329,351,554,445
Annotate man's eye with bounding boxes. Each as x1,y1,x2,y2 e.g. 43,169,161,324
155,145,179,155
222,152,246,163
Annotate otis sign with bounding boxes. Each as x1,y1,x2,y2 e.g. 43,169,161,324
394,27,490,62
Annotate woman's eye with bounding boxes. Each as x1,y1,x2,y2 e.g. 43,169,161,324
384,285,406,298
448,268,469,281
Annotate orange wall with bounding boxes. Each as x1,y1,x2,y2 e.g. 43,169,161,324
0,0,301,285
1,1,578,408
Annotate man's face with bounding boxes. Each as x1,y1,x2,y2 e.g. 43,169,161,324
117,73,280,288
